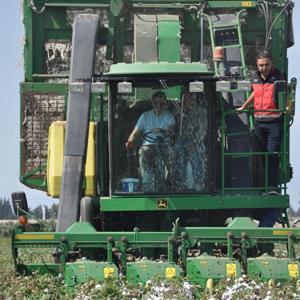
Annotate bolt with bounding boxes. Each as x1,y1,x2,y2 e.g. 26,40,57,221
241,232,247,239
61,236,67,243
268,279,276,289
227,232,233,238
120,236,127,243
168,237,176,244
288,232,294,239
160,254,167,260
181,231,188,239
107,236,114,243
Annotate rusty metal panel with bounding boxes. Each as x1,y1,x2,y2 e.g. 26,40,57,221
134,14,157,62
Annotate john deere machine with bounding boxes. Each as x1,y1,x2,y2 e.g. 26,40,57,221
12,0,299,287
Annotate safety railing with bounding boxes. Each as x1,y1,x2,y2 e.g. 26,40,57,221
220,108,289,195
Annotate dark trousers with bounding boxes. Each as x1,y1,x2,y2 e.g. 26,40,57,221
254,119,283,188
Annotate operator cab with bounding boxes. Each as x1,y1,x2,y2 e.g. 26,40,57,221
103,63,217,195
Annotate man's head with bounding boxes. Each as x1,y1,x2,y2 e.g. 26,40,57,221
256,51,273,79
151,91,167,115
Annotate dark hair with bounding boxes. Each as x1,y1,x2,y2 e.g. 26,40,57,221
256,51,272,61
152,91,166,101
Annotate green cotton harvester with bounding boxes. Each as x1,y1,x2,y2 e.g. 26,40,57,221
11,0,299,287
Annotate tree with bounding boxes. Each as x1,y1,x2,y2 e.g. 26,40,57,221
31,205,43,219
0,197,15,219
50,203,59,219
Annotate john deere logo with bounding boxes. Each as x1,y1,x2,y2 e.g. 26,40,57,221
157,198,168,209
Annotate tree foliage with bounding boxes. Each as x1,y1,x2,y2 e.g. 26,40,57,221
0,197,58,220
0,198,15,220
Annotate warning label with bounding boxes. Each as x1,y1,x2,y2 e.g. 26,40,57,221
226,264,237,277
104,267,115,278
165,267,176,278
288,264,299,278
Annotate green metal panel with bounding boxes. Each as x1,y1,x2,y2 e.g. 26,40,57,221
100,195,289,212
248,256,300,282
65,261,118,286
271,6,288,73
24,0,33,81
206,1,257,8
16,263,60,276
157,16,181,100
187,255,241,287
183,11,200,62
227,217,257,228
157,16,180,63
43,6,72,40
12,224,300,247
32,5,46,81
20,82,68,93
66,222,97,233
222,194,289,209
127,260,181,284
44,7,68,29
44,1,110,7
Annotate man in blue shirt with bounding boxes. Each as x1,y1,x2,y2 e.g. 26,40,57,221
126,91,176,192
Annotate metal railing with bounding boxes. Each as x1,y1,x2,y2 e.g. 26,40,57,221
220,108,289,195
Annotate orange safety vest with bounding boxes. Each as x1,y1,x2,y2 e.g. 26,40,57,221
251,68,284,121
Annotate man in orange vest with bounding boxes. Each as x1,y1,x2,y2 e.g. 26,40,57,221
237,51,284,189
237,51,284,226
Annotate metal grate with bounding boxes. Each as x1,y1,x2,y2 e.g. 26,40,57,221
45,42,113,76
21,92,65,177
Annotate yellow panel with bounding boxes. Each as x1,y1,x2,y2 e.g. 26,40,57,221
288,264,299,278
15,234,55,240
226,263,237,277
104,267,115,278
47,121,96,197
272,230,291,236
242,1,254,7
47,121,65,197
84,123,96,196
165,267,176,278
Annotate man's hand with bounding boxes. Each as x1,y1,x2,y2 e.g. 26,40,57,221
236,106,244,113
126,140,134,151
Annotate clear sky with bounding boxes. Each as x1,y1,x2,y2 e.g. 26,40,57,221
0,1,299,209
